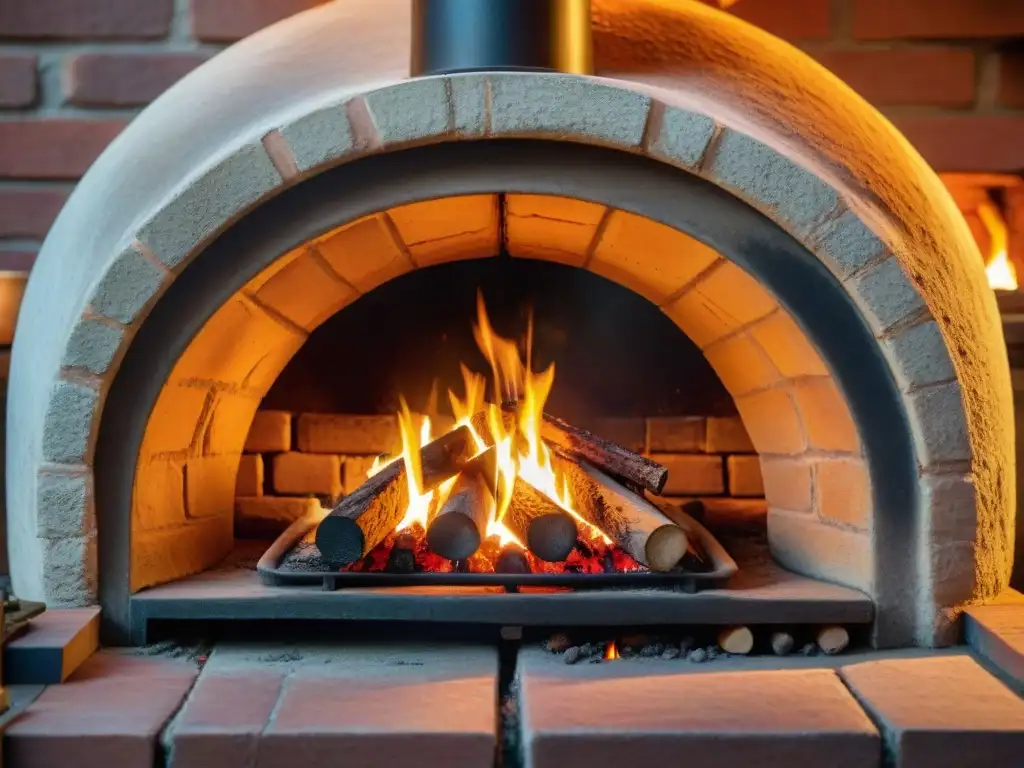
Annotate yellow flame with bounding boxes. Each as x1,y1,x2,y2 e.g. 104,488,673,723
449,363,488,453
395,400,434,531
979,200,1017,291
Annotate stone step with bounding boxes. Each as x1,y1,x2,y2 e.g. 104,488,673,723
165,643,498,768
965,597,1024,686
3,607,100,684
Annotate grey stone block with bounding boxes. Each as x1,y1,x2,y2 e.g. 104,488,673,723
279,103,355,172
919,473,977,542
815,209,888,279
61,318,124,375
365,77,448,145
767,508,872,594
847,258,926,335
883,321,955,391
37,472,93,538
138,142,281,268
649,106,716,169
40,534,97,607
489,74,650,147
965,603,1024,688
89,244,166,325
905,382,971,466
450,74,487,136
707,129,837,236
42,381,98,464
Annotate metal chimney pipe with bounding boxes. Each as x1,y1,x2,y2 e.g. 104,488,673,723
411,0,592,77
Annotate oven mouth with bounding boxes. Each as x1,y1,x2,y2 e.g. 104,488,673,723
95,139,916,643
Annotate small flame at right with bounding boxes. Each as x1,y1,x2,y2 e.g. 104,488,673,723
604,642,620,661
979,200,1017,292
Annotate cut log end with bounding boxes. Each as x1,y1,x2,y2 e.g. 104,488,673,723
426,511,483,561
526,512,578,563
496,545,532,574
770,631,794,656
717,626,754,655
644,524,689,572
314,515,365,566
816,626,850,656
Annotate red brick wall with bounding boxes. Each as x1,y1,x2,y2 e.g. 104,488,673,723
0,0,1023,271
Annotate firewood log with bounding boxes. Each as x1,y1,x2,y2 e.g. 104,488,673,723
385,532,418,574
718,626,754,655
551,451,688,572
770,631,794,656
816,626,849,655
501,478,578,562
541,413,668,493
314,425,476,565
495,543,531,573
426,448,497,560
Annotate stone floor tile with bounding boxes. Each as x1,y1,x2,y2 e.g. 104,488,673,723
4,607,100,684
517,646,879,768
5,650,199,768
965,602,1024,686
840,654,1024,767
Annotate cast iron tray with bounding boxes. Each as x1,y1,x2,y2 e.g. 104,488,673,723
257,500,739,593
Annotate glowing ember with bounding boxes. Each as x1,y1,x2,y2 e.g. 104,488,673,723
979,200,1017,291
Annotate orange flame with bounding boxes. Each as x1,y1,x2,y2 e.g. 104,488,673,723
604,642,620,661
979,200,1017,291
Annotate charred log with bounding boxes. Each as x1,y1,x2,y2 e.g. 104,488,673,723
540,413,668,494
385,532,418,574
552,450,688,572
502,478,578,562
495,543,532,573
426,448,497,560
314,425,476,565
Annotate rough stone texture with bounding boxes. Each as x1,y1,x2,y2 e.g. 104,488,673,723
88,243,166,324
883,321,957,391
519,646,879,768
812,208,889,279
489,73,650,147
647,416,705,453
244,410,291,453
965,602,1024,686
649,106,716,168
131,513,232,591
846,258,927,335
297,413,399,455
769,507,872,593
341,455,379,494
42,380,97,463
365,76,448,145
905,382,972,466
279,102,355,172
655,453,724,495
449,74,488,137
840,655,1024,767
167,643,498,768
41,533,97,606
61,317,125,374
707,129,838,237
6,651,198,768
138,142,281,268
37,471,93,538
272,451,341,497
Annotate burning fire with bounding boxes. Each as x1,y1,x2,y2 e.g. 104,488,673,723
604,642,620,661
365,292,610,558
979,199,1017,291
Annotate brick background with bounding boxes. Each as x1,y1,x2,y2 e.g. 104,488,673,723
0,0,1021,272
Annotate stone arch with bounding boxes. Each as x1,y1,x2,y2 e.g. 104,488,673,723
8,12,1008,648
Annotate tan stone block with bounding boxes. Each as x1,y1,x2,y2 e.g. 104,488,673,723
236,496,320,539
793,377,860,452
705,416,754,453
815,457,871,531
273,452,342,497
749,310,829,378
653,454,724,495
171,296,304,387
185,455,239,519
704,332,781,397
734,387,807,455
646,417,704,453
506,194,606,267
727,455,764,497
236,454,264,497
761,456,814,512
589,210,720,303
663,261,778,348
297,413,399,454
342,455,380,494
244,410,292,453
206,393,261,456
133,456,186,532
315,214,414,293
768,507,873,593
388,194,499,266
573,417,646,453
131,513,233,591
253,249,356,331
142,384,209,454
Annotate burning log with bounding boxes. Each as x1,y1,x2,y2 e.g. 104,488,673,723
540,413,668,494
426,448,497,560
495,543,531,573
552,451,688,572
385,532,417,574
502,478,578,562
314,425,476,565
